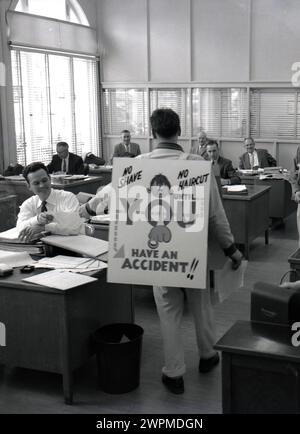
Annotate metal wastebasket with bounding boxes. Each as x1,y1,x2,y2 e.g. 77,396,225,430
93,323,144,394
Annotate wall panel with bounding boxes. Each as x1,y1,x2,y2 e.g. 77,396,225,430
97,0,147,82
191,0,249,82
149,0,190,82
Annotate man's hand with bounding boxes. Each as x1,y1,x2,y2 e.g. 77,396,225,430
37,212,54,225
79,204,90,219
294,191,300,203
280,281,300,290
18,225,46,243
229,249,243,270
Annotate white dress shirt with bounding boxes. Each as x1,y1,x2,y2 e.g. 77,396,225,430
17,188,85,235
248,150,259,168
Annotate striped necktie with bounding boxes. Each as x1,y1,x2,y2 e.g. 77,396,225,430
41,201,47,212
62,159,66,172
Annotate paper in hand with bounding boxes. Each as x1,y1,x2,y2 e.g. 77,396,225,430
216,259,247,303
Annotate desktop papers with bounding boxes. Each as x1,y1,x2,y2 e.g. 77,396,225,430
35,255,107,273
41,234,108,258
0,250,35,268
222,184,248,193
22,269,97,290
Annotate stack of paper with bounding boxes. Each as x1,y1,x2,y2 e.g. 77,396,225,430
0,250,35,268
222,185,248,194
35,255,107,273
41,234,108,258
22,269,97,290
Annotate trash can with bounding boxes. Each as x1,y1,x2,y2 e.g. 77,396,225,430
93,323,144,394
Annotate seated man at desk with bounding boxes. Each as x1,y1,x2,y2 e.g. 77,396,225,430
190,131,209,160
239,137,277,170
111,130,141,161
17,162,84,242
47,142,84,175
206,140,241,185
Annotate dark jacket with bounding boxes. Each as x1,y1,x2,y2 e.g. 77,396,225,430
239,149,277,169
47,152,84,175
112,142,141,159
217,156,241,185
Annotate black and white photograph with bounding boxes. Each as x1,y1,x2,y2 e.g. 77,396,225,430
0,0,300,420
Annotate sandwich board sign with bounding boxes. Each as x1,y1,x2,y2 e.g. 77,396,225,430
107,157,211,289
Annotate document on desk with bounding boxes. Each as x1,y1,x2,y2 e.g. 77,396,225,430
41,234,108,258
35,255,107,273
0,250,35,267
22,269,97,290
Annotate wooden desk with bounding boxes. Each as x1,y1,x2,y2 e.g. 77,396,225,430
0,176,104,207
240,175,296,220
88,166,112,185
0,267,133,404
215,320,300,414
222,185,270,259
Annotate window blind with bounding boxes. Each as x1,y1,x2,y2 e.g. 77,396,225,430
192,88,246,138
102,89,148,136
150,89,189,137
250,89,296,138
11,48,100,166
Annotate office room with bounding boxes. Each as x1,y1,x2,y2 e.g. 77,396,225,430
0,0,300,419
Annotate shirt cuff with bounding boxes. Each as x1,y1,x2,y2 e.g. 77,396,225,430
223,243,237,257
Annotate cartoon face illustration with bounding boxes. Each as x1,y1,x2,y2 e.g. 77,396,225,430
149,174,171,198
147,174,173,249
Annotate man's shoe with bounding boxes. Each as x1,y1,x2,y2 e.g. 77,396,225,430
199,352,220,373
162,374,184,394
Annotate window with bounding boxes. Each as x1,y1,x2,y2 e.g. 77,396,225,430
15,0,89,26
150,89,190,137
11,49,99,165
192,88,247,138
250,89,297,138
102,89,148,136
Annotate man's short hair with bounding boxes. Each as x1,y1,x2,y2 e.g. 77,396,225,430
244,137,255,144
23,162,49,183
206,139,219,148
57,141,69,148
150,108,181,139
121,130,130,134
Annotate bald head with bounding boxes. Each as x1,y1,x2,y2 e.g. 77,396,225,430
198,131,208,147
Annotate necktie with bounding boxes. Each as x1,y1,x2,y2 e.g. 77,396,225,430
62,159,66,172
41,201,47,212
250,153,254,169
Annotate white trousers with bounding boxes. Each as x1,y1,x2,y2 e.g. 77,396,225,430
153,285,216,378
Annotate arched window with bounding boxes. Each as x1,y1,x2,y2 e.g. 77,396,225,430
15,0,89,26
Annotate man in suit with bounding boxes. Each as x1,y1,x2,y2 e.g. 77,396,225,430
206,140,241,185
111,130,141,161
239,137,277,169
47,142,84,175
190,130,209,160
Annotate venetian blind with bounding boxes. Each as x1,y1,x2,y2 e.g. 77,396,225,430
250,89,296,138
102,89,148,136
150,89,189,137
192,88,246,138
11,48,100,166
